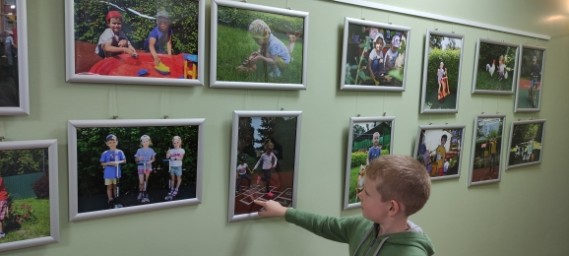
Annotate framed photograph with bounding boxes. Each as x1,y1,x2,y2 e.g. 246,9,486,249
515,46,545,112
229,110,301,221
507,119,545,169
68,119,204,221
420,30,464,113
413,124,465,180
340,17,410,91
0,0,29,115
0,140,59,252
468,114,506,186
343,116,394,209
65,0,205,86
211,0,308,90
472,39,519,94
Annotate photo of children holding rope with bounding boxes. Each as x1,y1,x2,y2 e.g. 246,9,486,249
421,31,463,113
73,124,200,214
70,0,201,82
214,2,306,87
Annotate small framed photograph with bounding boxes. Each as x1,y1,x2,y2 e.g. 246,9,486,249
65,0,205,86
211,0,308,90
68,119,204,221
420,30,464,113
413,124,465,180
229,110,301,221
507,119,545,169
0,140,59,252
472,39,519,94
515,46,545,112
0,0,29,115
343,116,394,209
468,114,506,186
340,17,410,91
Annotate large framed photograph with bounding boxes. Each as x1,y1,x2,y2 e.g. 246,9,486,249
343,116,394,209
229,110,301,221
0,140,59,252
414,124,465,180
515,46,545,112
469,114,506,186
420,30,464,113
211,0,308,90
472,39,519,94
65,0,205,86
0,0,29,115
340,17,410,91
507,119,545,169
68,119,204,221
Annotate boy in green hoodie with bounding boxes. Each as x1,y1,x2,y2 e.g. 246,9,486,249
255,154,434,255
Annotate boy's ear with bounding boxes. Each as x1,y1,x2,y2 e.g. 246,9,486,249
388,200,404,216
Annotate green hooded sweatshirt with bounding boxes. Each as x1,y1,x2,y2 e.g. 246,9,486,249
285,209,435,256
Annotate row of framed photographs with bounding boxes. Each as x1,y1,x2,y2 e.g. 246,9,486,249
0,112,544,251
344,115,545,209
3,0,543,117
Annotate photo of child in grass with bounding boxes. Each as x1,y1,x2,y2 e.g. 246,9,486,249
344,117,393,209
0,148,51,245
421,31,463,113
473,39,519,94
213,1,306,88
340,18,409,90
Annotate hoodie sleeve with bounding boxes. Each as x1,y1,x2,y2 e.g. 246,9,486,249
284,208,369,244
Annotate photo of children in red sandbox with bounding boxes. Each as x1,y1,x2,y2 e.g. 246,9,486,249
230,115,299,220
71,0,200,81
469,116,505,185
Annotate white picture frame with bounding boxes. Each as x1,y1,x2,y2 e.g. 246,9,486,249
413,124,465,181
229,110,301,221
68,119,204,221
468,114,506,186
507,119,545,169
343,116,394,209
211,0,309,90
0,140,59,252
514,45,546,112
340,17,410,91
420,30,464,113
472,39,519,94
0,0,29,115
64,0,205,86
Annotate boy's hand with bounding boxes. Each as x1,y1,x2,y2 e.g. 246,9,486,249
254,199,287,218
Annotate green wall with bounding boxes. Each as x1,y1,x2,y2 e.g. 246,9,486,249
3,0,569,255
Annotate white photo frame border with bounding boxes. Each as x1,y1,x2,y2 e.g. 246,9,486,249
229,110,302,222
514,45,546,112
413,124,466,181
210,0,309,90
0,0,30,115
340,17,411,91
68,119,204,221
343,116,395,210
64,0,206,86
468,114,507,187
420,30,464,114
472,38,519,95
0,139,59,252
506,119,546,169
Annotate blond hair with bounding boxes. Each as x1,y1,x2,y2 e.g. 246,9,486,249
248,19,271,39
366,155,430,216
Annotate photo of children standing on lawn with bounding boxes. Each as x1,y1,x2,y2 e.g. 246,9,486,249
473,39,519,94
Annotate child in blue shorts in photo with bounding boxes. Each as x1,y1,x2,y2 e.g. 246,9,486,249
134,135,156,203
100,134,126,205
166,136,185,200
